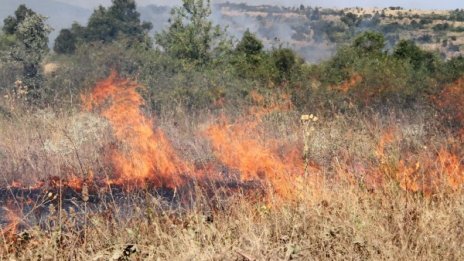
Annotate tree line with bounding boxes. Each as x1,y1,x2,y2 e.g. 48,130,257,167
1,0,463,111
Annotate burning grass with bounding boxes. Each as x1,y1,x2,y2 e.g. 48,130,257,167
0,74,463,259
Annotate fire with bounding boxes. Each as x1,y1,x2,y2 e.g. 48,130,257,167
1,206,22,237
395,149,464,195
205,119,304,199
204,92,305,200
434,76,464,139
337,73,363,93
82,72,189,188
374,127,397,160
371,127,464,194
437,149,464,190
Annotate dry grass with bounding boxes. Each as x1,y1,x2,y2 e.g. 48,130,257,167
2,182,464,260
0,98,463,260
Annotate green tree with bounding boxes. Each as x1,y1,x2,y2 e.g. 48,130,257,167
353,31,385,54
0,32,16,51
2,4,36,35
393,40,437,72
236,30,263,56
54,29,76,54
107,0,152,38
232,30,268,79
9,11,51,94
271,48,301,82
438,56,464,82
341,12,360,27
155,0,230,66
58,0,152,46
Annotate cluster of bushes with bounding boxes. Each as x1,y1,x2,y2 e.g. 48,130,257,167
450,9,464,21
1,0,464,115
291,31,464,112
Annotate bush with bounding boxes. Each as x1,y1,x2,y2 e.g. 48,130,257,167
53,29,76,54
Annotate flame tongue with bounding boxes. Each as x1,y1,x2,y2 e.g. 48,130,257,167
204,93,304,200
82,72,187,188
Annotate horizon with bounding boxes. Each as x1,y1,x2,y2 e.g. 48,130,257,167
25,0,464,10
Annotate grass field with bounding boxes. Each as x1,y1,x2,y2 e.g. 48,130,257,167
1,75,463,260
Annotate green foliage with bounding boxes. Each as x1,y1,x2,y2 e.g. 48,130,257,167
433,23,450,31
353,31,385,54
54,29,76,54
0,32,16,51
450,9,464,21
3,5,51,97
56,0,152,49
321,46,359,85
271,48,299,82
232,30,269,79
155,0,230,68
393,40,438,73
2,4,36,35
355,55,415,104
312,32,442,108
341,12,361,27
236,30,263,56
436,56,464,83
310,20,346,43
2,1,462,115
86,0,152,43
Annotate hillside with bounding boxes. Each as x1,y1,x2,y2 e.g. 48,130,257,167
216,3,464,62
2,2,463,62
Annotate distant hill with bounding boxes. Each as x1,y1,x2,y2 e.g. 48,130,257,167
3,1,462,62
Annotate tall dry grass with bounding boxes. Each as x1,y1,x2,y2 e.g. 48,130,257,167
0,97,463,260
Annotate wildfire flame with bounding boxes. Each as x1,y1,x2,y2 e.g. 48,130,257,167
373,128,463,194
79,74,309,200
434,76,464,140
82,72,189,188
337,73,363,93
204,91,305,199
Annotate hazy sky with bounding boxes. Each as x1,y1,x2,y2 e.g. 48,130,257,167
54,0,463,10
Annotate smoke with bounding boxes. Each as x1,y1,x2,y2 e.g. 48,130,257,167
53,0,463,10
138,4,171,33
211,3,336,62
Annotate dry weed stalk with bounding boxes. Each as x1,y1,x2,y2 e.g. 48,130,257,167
301,114,318,177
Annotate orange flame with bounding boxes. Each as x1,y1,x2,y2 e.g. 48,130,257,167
204,92,304,199
434,76,464,139
82,72,189,188
371,127,463,194
337,73,363,93
205,119,303,199
1,206,22,237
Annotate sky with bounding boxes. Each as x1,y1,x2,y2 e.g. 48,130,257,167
54,0,464,10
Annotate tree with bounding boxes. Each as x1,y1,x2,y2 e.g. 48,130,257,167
54,29,76,54
107,0,152,38
2,4,36,35
56,0,152,46
0,32,16,52
393,40,437,72
9,10,51,94
353,31,385,54
341,12,360,27
236,30,263,56
271,48,300,82
232,30,267,79
155,0,229,66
